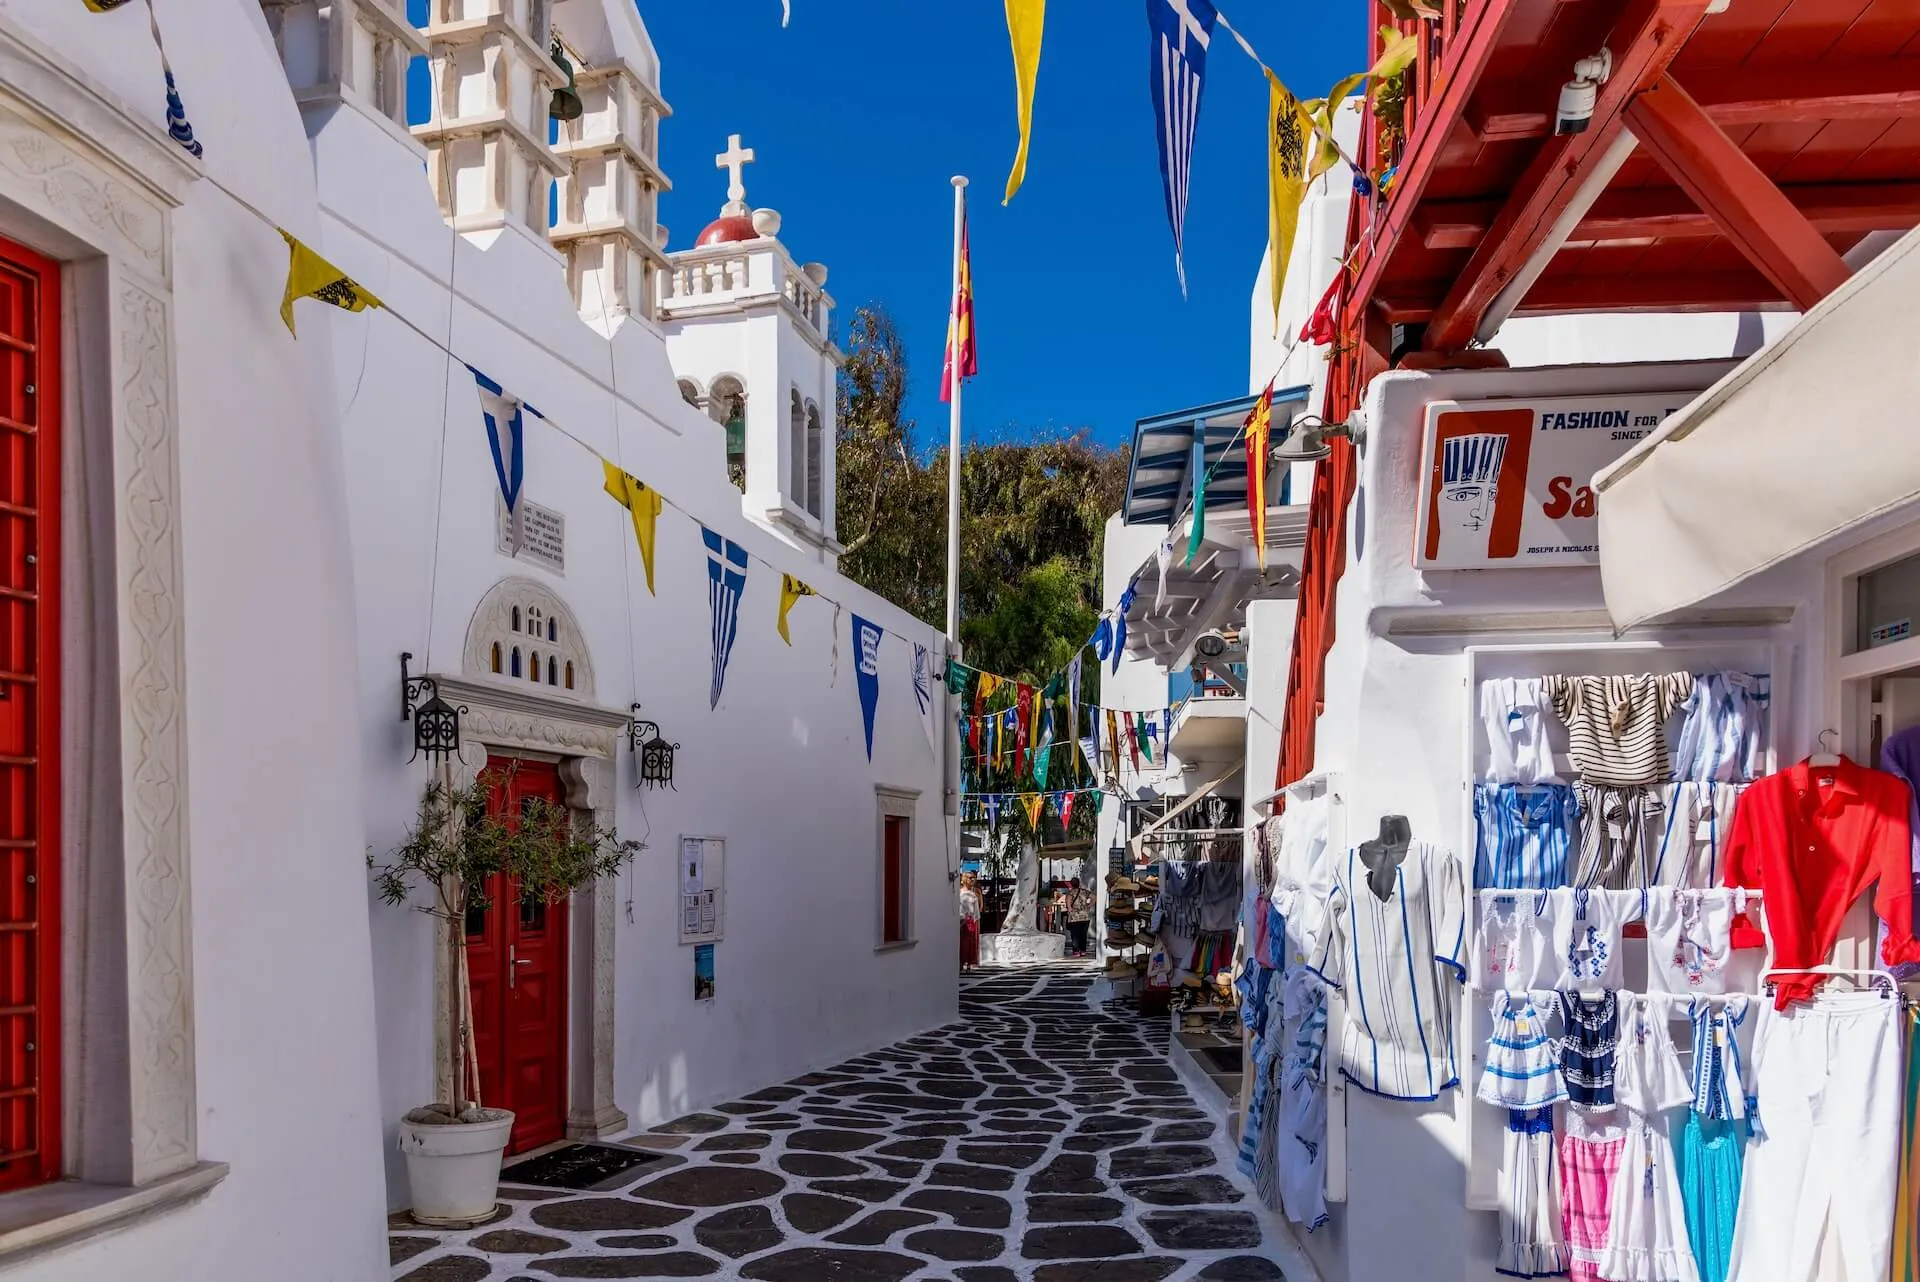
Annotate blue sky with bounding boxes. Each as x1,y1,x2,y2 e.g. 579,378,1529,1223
640,2,1361,449
418,2,1362,448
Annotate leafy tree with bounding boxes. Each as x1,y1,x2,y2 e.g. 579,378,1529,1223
835,303,1128,685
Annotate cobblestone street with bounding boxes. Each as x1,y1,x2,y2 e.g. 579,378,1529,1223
390,962,1283,1281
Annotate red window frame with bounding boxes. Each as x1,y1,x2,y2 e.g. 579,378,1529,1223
0,235,60,1192
881,815,908,945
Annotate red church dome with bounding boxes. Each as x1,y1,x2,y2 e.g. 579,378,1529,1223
695,215,759,247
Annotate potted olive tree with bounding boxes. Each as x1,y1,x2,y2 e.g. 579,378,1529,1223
372,769,642,1224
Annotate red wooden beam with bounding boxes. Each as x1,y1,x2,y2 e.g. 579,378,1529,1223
1423,0,1715,351
1418,180,1920,249
1468,57,1920,140
1515,267,1788,312
1624,75,1851,310
1336,0,1530,341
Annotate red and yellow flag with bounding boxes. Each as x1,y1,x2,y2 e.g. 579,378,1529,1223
940,209,977,404
1245,381,1275,571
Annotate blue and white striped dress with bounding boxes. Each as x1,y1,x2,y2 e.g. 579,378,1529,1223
1310,841,1469,1101
1478,992,1569,1109
1689,995,1749,1121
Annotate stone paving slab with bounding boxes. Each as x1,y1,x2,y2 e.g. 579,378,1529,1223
391,961,1284,1281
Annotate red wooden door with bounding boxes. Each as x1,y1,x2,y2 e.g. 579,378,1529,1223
0,238,58,1193
465,758,570,1154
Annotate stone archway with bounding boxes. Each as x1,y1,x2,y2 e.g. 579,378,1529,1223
429,577,632,1139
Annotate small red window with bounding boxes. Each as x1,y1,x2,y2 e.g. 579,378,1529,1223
882,815,909,945
0,234,60,1192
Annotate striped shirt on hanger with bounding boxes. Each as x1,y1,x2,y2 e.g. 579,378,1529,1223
1545,672,1694,787
1672,671,1770,783
1474,783,1576,889
1309,841,1469,1101
1572,782,1666,889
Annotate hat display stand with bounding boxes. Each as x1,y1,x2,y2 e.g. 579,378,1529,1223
1102,862,1168,1014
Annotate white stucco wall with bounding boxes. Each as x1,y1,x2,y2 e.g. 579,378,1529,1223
1290,358,1827,1282
300,66,955,1207
0,2,388,1278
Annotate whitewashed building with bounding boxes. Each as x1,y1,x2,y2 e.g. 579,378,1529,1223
0,0,957,1275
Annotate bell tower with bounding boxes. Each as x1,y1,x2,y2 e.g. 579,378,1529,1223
658,135,845,567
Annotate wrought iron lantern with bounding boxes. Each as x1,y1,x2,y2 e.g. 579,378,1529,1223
629,703,679,790
400,652,466,764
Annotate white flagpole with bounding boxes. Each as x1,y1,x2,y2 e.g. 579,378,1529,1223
943,175,969,829
945,175,968,643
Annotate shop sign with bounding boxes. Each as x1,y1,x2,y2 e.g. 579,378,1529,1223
1414,393,1691,569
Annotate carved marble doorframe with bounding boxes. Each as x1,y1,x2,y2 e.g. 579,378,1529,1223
433,675,632,1140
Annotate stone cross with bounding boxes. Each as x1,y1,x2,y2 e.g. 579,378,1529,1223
715,133,755,214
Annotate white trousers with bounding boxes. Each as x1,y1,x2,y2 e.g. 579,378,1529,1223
1725,991,1901,1282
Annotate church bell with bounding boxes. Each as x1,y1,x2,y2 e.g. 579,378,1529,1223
549,41,585,123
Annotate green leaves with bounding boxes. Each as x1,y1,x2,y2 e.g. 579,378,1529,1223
370,774,644,922
835,302,1128,684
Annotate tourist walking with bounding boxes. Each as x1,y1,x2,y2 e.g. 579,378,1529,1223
1065,878,1093,957
958,873,982,972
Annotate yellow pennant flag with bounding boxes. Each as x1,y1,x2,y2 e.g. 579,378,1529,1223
601,460,662,594
1002,0,1046,203
777,574,816,645
1265,72,1311,334
82,0,139,10
1021,793,1044,831
979,673,1003,701
278,230,381,336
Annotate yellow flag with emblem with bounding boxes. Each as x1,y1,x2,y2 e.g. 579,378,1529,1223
1021,793,1045,831
1305,29,1419,181
81,0,139,9
777,575,816,645
601,460,662,594
278,230,382,336
1265,71,1311,334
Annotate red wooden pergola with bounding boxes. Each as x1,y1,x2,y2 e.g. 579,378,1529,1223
1276,0,1920,793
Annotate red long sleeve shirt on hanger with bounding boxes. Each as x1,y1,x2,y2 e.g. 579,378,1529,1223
1723,756,1920,1009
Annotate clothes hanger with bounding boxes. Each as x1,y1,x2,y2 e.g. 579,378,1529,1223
1809,729,1841,768
1762,965,1895,999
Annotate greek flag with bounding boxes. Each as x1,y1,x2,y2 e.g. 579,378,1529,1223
703,528,748,708
471,366,539,517
855,614,884,760
913,643,941,759
1146,0,1218,295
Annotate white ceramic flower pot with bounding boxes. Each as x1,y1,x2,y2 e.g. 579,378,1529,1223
398,1106,515,1225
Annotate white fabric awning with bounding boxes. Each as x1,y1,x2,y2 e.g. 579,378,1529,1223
1594,225,1920,630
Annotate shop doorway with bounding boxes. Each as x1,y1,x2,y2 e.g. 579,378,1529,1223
466,756,571,1155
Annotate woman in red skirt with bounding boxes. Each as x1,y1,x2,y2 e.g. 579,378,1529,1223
958,873,982,971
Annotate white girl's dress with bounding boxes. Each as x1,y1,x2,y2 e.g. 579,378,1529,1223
1599,994,1698,1282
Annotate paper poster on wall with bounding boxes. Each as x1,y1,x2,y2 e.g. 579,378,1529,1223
1414,393,1690,569
693,944,715,1001
678,835,725,944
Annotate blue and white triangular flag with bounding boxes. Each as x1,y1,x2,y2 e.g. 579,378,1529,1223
1113,584,1138,673
471,366,541,518
703,527,748,708
854,614,884,760
1146,0,1218,296
913,643,941,760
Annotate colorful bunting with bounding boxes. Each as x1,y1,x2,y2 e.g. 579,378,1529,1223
278,230,382,336
1021,793,1045,831
1002,0,1047,202
602,462,662,594
854,614,884,760
1059,790,1076,832
1265,71,1310,335
472,367,536,522
777,574,816,644
1145,0,1219,294
1186,426,1207,565
703,528,748,708
1034,703,1054,789
1066,654,1082,754
913,643,941,759
1245,381,1274,571
1106,710,1122,779
1014,684,1034,768
1113,585,1137,672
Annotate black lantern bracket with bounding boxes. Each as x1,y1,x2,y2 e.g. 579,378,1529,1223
628,703,679,790
400,652,467,764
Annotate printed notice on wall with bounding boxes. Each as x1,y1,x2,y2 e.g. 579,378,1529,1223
679,835,725,945
694,944,715,1001
1413,394,1691,570
497,497,566,574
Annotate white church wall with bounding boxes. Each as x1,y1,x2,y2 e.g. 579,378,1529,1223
0,3,387,1278
302,24,955,1208
1293,358,1820,1282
